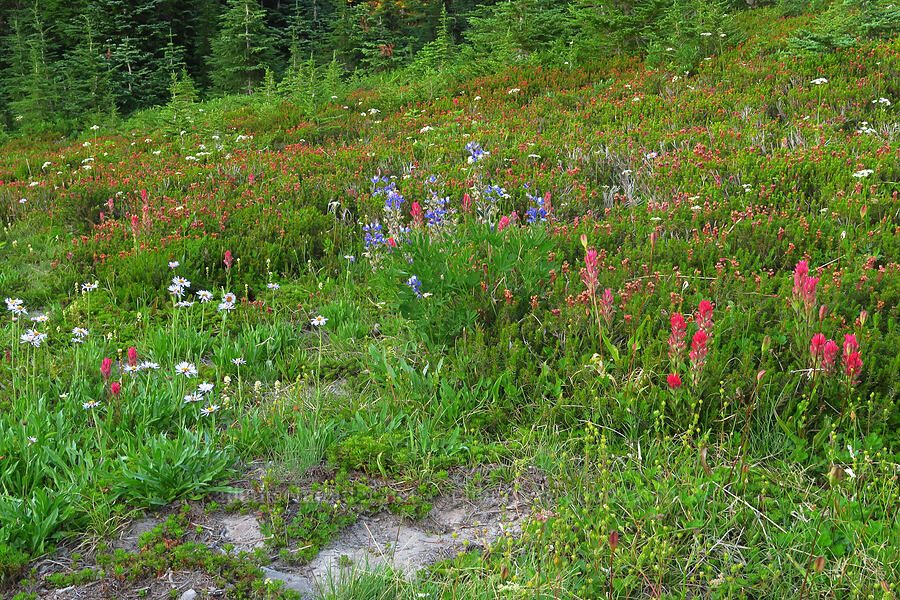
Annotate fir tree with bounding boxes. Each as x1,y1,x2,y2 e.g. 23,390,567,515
209,0,275,94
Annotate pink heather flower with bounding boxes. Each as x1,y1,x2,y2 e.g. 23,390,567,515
696,300,714,332
224,250,233,270
810,334,826,364
127,346,138,366
793,260,809,296
462,193,472,214
411,201,424,227
667,372,682,389
823,340,839,372
140,189,148,203
101,357,113,381
110,381,121,396
131,214,139,234
668,313,688,360
581,249,599,296
498,215,510,232
598,288,615,325
248,173,256,185
387,237,397,248
107,197,114,212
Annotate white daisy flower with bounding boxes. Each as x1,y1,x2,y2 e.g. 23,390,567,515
310,315,328,327
174,362,198,377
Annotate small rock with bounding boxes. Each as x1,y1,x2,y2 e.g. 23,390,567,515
180,589,199,600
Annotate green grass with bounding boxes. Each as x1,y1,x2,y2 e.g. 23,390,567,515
1,6,899,598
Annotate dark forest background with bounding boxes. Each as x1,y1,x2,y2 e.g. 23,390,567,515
0,0,895,135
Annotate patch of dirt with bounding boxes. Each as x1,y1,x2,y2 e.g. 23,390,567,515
262,480,535,597
6,465,546,600
42,570,221,600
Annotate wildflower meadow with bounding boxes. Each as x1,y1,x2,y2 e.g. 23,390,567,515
1,6,899,600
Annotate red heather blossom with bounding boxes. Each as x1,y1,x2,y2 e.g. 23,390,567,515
668,313,688,360
667,372,682,389
411,201,424,227
127,346,138,366
498,215,510,231
131,214,139,234
823,340,839,372
140,189,148,203
696,300,714,332
581,248,599,296
387,237,397,248
224,250,233,270
110,381,121,396
101,357,113,381
462,193,472,213
248,173,256,185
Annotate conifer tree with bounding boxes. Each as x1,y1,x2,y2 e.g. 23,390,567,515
209,0,275,94
1,3,61,130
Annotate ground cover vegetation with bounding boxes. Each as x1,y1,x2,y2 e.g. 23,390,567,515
1,0,900,598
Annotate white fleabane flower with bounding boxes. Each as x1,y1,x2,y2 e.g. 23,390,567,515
311,315,327,327
231,358,246,366
811,77,828,86
168,261,180,269
217,301,234,311
266,282,280,290
198,382,214,394
174,362,198,377
200,404,220,416
83,400,101,409
140,361,160,370
222,292,236,304
197,290,213,302
183,393,202,404
19,329,47,347
81,282,99,292
172,276,191,288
